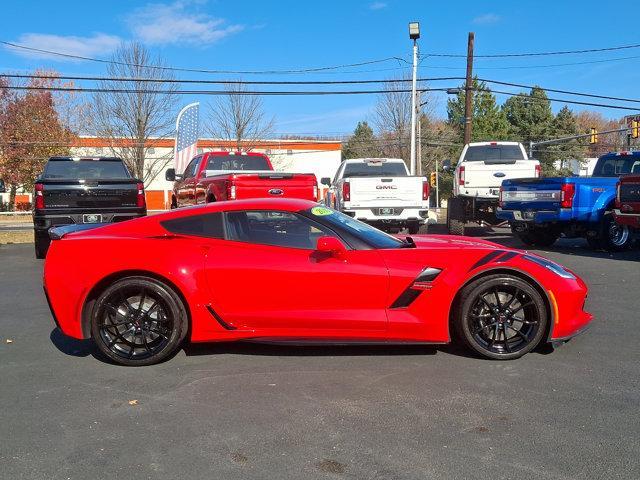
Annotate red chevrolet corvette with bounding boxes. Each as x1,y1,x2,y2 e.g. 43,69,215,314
43,198,592,366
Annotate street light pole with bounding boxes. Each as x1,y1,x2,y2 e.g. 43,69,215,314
409,22,420,175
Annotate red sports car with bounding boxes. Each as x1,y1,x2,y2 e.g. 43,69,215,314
43,198,592,366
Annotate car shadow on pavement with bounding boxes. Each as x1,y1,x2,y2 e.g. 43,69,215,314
50,328,96,358
183,342,439,358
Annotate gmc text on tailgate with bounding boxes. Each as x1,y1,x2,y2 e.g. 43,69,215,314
497,151,640,251
165,151,318,207
33,157,146,258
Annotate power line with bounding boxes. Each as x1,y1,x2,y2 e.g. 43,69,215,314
0,72,466,86
479,78,640,105
0,40,410,75
423,42,640,58
485,87,640,111
422,54,640,70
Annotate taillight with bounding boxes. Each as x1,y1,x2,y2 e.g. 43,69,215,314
342,181,350,201
422,180,430,200
34,183,45,210
535,164,541,178
615,182,621,208
499,186,504,208
313,184,318,201
458,166,465,186
227,181,236,200
136,182,146,208
560,183,575,208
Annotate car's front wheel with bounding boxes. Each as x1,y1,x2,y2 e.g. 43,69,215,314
454,274,548,360
90,276,187,366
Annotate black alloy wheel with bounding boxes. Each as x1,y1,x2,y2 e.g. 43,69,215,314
91,277,187,366
455,274,548,360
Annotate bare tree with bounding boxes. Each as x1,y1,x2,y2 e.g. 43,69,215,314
92,42,178,184
373,78,413,162
208,83,274,151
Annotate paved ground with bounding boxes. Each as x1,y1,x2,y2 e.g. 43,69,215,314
0,230,638,480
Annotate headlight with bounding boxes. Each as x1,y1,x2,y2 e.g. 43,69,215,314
522,254,576,279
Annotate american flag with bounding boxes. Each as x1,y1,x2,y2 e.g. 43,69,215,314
174,102,200,175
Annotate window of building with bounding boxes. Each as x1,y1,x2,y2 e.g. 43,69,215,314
287,149,293,155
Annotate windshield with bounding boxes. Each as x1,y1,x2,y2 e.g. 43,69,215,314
342,161,408,178
592,155,640,177
205,154,271,171
463,145,525,162
43,159,130,179
302,206,404,249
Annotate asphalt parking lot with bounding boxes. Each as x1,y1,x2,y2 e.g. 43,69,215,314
1,229,639,480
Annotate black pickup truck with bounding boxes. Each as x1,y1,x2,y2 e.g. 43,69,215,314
33,157,147,258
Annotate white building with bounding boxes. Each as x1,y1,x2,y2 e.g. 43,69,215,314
10,136,342,210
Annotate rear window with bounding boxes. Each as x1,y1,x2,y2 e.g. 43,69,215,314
205,155,270,171
342,161,408,178
593,155,640,177
44,159,129,179
161,213,224,238
463,145,525,162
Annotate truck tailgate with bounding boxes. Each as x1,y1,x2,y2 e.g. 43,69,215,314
463,160,538,189
41,179,140,209
228,173,317,201
349,177,423,206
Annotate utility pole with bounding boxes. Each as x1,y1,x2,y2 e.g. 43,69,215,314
416,90,422,176
463,32,475,146
409,22,420,175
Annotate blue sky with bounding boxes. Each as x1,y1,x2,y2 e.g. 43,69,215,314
2,0,639,135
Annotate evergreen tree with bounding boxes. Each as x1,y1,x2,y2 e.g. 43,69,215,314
447,78,510,143
544,106,587,175
342,121,379,159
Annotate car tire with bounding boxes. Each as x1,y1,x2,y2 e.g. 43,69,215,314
90,276,188,366
596,213,632,252
454,274,549,360
34,231,50,259
447,198,465,235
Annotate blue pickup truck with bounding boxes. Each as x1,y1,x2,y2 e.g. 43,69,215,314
497,151,640,251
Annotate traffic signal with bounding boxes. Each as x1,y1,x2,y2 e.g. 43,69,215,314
632,120,639,139
430,172,437,187
589,127,598,144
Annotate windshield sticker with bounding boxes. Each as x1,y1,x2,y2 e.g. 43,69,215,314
311,206,333,216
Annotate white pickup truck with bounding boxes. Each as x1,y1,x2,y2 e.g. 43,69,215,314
321,158,430,234
445,142,540,235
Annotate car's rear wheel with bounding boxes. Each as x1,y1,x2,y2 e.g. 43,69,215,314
454,274,548,360
90,277,187,366
514,228,559,247
407,222,420,235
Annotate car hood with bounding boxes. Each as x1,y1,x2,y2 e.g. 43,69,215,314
402,234,509,251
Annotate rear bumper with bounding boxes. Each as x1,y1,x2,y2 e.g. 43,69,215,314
613,209,640,228
496,207,572,224
343,207,430,225
33,209,146,232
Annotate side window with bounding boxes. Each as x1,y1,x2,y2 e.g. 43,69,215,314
183,156,202,179
225,210,335,249
161,213,224,239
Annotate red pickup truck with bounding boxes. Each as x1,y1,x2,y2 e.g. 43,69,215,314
614,174,640,234
165,151,318,208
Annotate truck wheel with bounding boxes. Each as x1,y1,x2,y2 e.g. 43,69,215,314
407,222,420,235
34,231,50,259
597,213,632,251
447,197,466,235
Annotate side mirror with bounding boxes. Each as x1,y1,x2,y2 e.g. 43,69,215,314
316,236,347,259
442,159,451,172
320,177,332,187
0,180,5,194
165,168,176,182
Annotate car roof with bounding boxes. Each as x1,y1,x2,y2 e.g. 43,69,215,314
467,142,521,147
